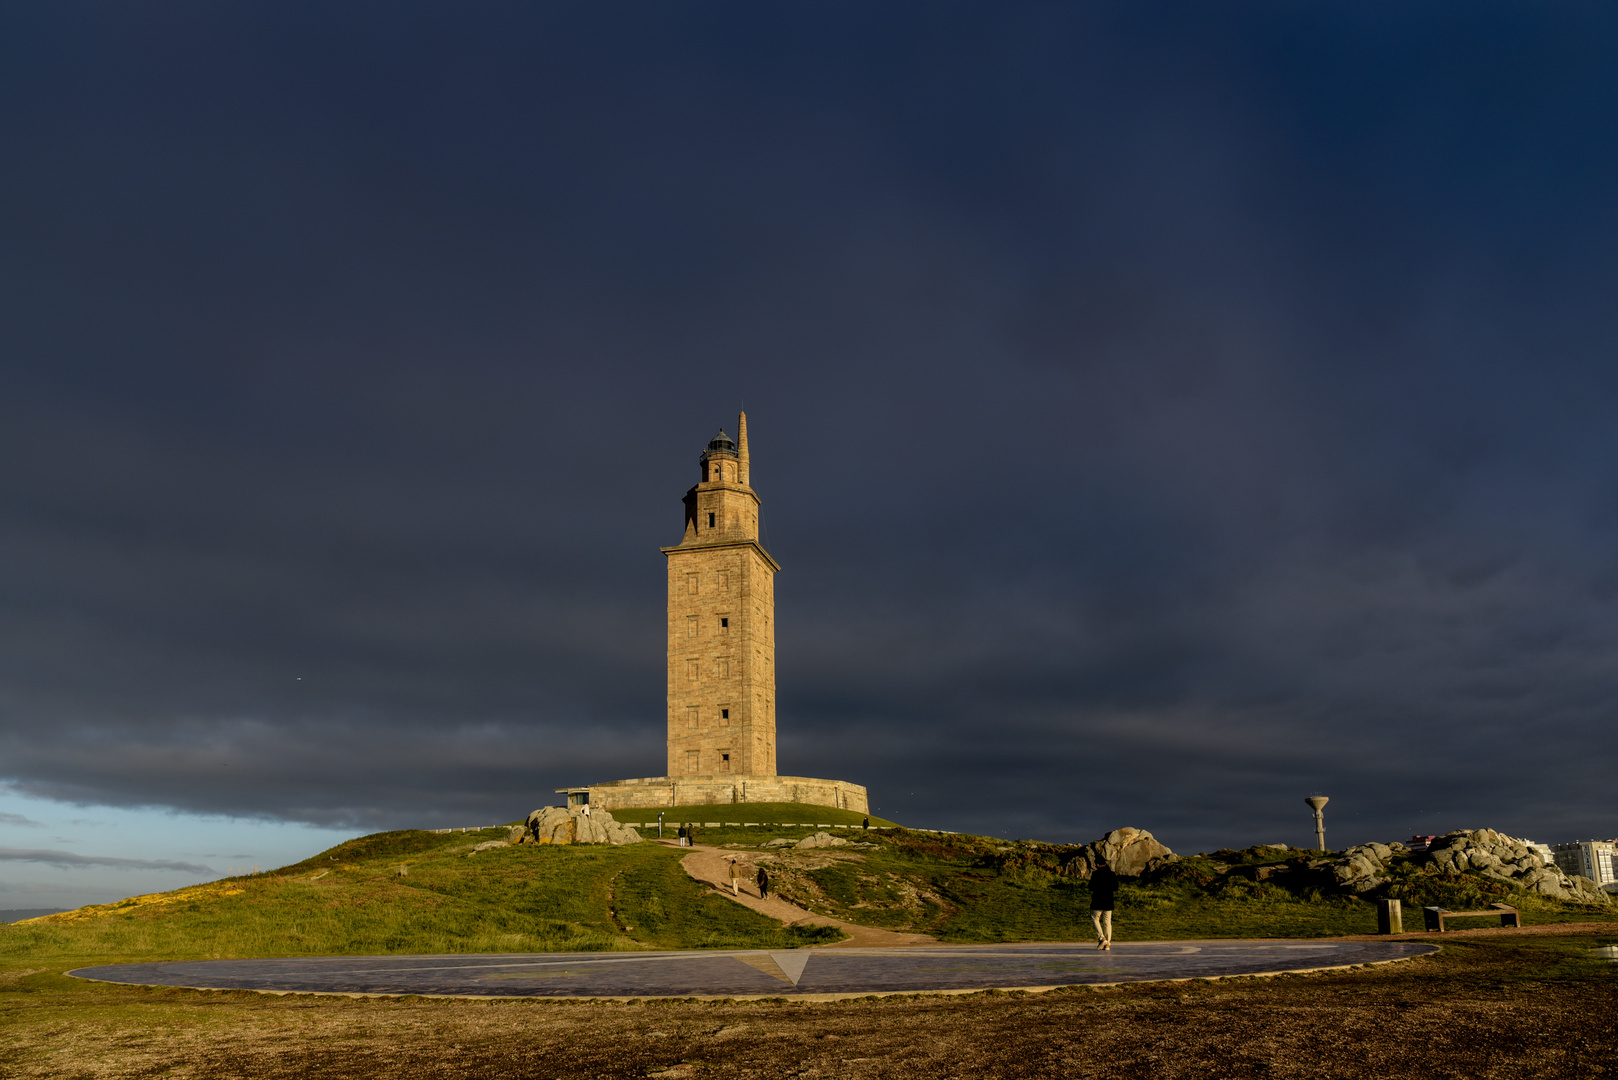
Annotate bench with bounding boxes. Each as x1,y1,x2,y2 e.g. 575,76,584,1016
1422,903,1521,932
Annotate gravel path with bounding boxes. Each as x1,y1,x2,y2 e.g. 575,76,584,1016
674,842,936,948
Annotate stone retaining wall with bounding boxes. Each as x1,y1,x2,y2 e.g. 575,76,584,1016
556,774,868,814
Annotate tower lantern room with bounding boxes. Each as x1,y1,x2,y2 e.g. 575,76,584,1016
700,429,738,483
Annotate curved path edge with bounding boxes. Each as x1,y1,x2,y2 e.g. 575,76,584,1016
67,939,1439,1002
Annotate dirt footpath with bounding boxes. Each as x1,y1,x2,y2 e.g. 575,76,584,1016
675,841,936,948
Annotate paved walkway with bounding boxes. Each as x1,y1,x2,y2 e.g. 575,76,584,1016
70,939,1436,999
676,842,935,948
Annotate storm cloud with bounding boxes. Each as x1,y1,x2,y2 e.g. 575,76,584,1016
1,2,1615,852
0,849,214,874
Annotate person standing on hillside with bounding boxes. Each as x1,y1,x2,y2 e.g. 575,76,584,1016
756,865,771,900
727,858,743,896
1088,857,1118,951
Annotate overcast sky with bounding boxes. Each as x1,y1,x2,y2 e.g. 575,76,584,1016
4,2,1618,906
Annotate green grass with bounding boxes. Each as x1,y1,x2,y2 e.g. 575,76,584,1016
0,827,836,967
764,833,1611,942
5,817,1607,986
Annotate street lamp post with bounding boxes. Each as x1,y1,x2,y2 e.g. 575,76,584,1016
1305,796,1329,852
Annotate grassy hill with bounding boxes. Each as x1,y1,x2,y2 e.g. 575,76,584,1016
762,833,1610,942
1,826,838,968
5,815,1609,973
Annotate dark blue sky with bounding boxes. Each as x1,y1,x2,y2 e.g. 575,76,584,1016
3,1,1617,854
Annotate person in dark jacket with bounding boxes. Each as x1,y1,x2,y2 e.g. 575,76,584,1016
756,866,771,899
1088,857,1118,950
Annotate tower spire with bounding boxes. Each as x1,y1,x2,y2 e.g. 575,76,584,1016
737,411,749,487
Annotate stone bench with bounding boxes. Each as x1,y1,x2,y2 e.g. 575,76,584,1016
1422,903,1521,932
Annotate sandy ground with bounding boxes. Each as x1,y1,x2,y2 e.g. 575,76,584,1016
5,925,1617,1078
676,842,935,948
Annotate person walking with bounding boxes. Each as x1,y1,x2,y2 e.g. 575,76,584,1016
677,825,687,847
727,858,743,896
756,865,771,900
1088,857,1118,950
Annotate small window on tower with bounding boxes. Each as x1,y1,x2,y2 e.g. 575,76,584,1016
720,618,729,628
708,512,715,528
721,708,730,719
720,753,731,773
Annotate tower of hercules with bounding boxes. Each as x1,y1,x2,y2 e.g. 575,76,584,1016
556,412,867,815
662,414,780,777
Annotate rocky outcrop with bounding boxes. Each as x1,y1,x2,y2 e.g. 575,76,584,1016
521,807,641,846
794,831,852,850
1424,829,1606,903
1067,828,1177,879
1332,842,1401,893
1321,829,1608,904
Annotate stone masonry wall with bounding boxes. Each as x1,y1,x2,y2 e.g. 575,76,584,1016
664,540,776,777
579,774,868,815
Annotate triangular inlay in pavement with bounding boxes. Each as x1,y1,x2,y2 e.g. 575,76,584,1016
734,953,793,985
770,951,810,985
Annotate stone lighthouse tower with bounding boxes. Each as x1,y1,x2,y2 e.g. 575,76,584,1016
661,412,780,777
555,413,867,815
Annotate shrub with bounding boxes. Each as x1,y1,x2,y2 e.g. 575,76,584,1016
1387,870,1515,910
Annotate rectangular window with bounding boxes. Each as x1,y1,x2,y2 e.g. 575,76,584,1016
721,708,730,720
719,752,731,773
686,706,699,729
707,512,715,528
685,659,699,681
686,573,699,595
686,615,698,638
718,569,730,591
685,749,699,774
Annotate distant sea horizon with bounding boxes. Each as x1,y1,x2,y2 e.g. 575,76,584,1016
0,908,67,924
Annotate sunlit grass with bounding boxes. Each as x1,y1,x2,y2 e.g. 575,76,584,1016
0,827,835,967
767,833,1610,942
